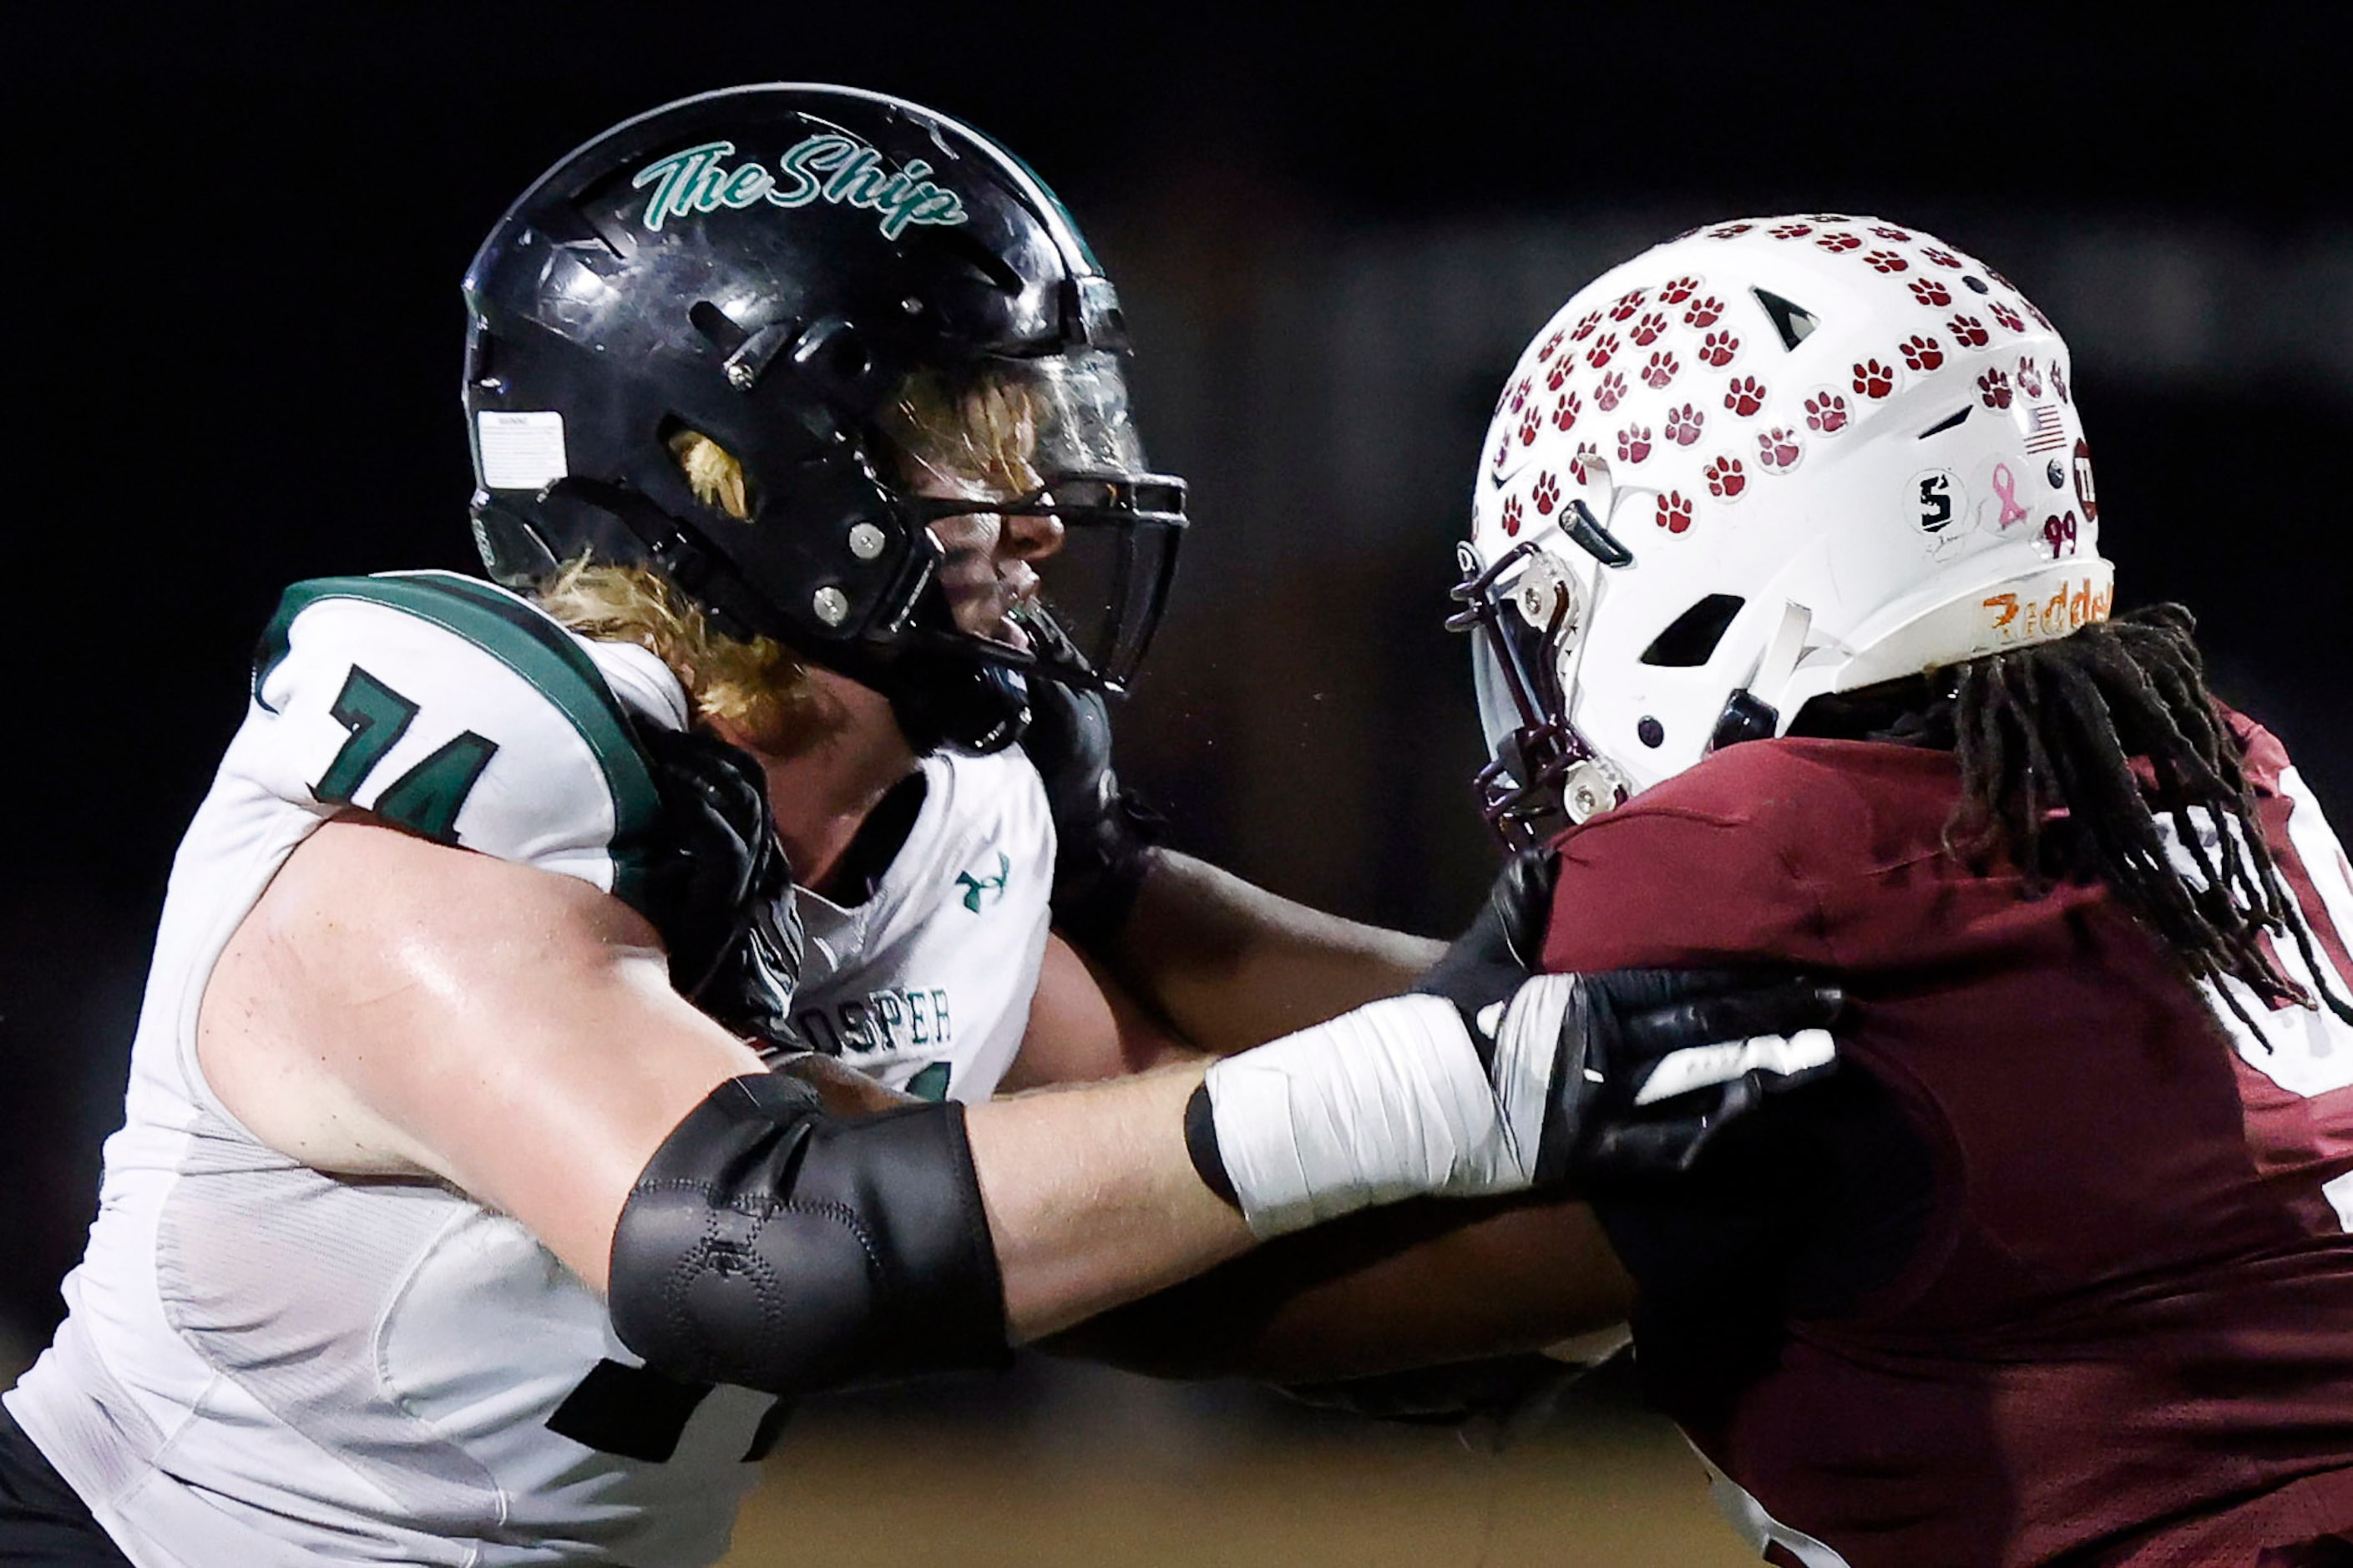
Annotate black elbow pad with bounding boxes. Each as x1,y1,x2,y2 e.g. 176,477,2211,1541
608,1074,1009,1396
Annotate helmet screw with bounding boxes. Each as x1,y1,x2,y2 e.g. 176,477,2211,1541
848,522,888,560
725,362,757,391
901,296,925,315
812,586,851,626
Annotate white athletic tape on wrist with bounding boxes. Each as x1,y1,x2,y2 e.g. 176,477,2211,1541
1202,994,1523,1238
1632,1027,1835,1106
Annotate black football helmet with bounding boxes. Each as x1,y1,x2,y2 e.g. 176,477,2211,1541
462,84,1187,753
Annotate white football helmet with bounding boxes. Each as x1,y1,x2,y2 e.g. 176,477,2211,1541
1454,215,2115,845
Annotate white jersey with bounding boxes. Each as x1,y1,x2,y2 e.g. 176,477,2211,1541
6,570,1054,1567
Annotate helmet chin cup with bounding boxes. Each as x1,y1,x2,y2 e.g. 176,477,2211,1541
1707,690,1780,753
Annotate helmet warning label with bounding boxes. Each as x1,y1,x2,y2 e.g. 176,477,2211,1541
476,411,568,491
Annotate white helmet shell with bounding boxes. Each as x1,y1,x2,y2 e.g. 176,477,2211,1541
1463,215,2114,822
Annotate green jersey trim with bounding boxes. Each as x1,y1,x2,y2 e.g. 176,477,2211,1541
252,572,662,906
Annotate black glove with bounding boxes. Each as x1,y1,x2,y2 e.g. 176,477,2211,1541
1015,619,1165,953
629,722,802,1039
1415,850,1844,1186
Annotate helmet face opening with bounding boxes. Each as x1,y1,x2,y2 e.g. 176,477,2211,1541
462,83,1189,753
877,349,1186,692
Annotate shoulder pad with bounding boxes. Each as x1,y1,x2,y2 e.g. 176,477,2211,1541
245,571,663,900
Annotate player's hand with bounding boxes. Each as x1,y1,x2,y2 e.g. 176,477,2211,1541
1415,851,1842,1186
1015,615,1164,953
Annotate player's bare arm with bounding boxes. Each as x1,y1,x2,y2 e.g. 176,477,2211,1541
204,808,1832,1357
200,812,1243,1337
1019,658,1445,1055
1053,1194,1636,1387
997,931,1199,1090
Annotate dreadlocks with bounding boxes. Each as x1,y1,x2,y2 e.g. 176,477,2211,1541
1942,603,2353,1036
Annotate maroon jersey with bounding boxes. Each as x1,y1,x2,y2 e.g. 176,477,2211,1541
1545,716,2353,1565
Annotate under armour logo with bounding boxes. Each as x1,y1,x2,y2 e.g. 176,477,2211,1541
956,851,1010,913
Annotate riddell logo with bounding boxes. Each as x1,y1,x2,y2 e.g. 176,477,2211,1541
632,137,969,239
1983,576,2113,642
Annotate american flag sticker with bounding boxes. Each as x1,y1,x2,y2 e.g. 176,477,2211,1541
2022,403,2067,453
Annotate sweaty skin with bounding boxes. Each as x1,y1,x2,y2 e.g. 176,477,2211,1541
200,812,1251,1343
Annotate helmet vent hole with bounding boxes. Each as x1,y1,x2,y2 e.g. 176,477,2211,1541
1641,594,1747,668
1637,716,1666,749
689,301,750,355
1962,276,1991,295
1916,406,1972,438
1750,288,1820,352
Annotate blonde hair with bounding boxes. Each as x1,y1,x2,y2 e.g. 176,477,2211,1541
533,432,837,752
876,368,1043,495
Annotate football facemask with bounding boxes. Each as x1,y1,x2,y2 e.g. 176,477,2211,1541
884,350,1186,694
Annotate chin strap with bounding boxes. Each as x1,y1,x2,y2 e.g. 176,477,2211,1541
1709,599,1814,754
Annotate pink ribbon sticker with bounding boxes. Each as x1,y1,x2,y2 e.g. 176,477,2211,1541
1991,462,2028,528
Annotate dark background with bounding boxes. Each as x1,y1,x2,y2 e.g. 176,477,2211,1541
5,1,2348,1379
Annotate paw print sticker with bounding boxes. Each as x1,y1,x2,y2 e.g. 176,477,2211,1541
1723,376,1767,417
1508,376,1533,414
2024,298,2055,331
1698,330,1741,367
2016,357,2044,397
1683,295,1726,328
1864,249,1910,273
1756,427,1802,471
1610,289,1647,321
1815,231,1864,253
1909,279,1953,308
1492,432,1511,474
1656,491,1694,534
1920,246,1962,269
1595,371,1628,412
1546,354,1574,392
1852,358,1897,400
1869,224,1914,241
1707,223,1754,239
1989,302,2026,333
2050,360,2070,402
1586,331,1622,368
1538,328,1567,362
1976,368,2013,409
1531,472,1562,515
1664,403,1706,445
1659,275,1702,304
1500,495,1524,536
1703,455,1748,499
1642,350,1680,389
1632,311,1671,346
1804,390,1850,434
1567,442,1599,484
1617,424,1654,463
1900,334,1946,372
1571,311,1603,343
1551,390,1582,431
1947,315,1990,348
1769,222,1815,240
1518,405,1543,445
